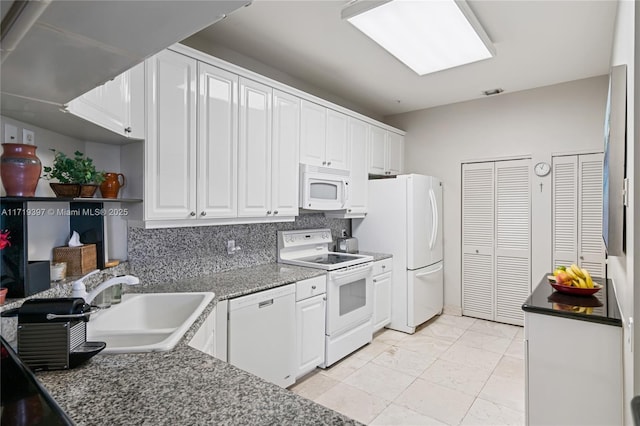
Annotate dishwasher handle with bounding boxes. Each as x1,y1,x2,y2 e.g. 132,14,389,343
258,299,274,308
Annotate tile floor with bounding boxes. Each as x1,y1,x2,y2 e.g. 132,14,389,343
290,314,525,425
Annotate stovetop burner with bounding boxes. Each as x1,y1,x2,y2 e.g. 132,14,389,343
298,253,362,265
277,229,373,271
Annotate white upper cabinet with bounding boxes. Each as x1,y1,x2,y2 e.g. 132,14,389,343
238,78,273,217
67,62,144,139
198,63,238,219
300,100,349,170
368,126,404,176
300,100,326,167
145,50,198,221
271,90,301,217
325,109,350,170
347,118,369,215
387,131,404,175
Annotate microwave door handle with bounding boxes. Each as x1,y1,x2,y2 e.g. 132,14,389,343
342,179,349,208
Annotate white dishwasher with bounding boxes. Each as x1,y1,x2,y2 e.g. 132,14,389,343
228,284,296,388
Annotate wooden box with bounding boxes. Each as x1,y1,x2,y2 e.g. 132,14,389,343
52,244,97,276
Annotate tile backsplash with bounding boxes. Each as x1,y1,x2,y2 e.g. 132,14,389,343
128,213,350,285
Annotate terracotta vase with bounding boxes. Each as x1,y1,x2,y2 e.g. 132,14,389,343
0,143,42,197
99,172,125,199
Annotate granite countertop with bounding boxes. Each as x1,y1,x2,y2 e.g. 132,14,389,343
522,274,622,327
2,262,362,425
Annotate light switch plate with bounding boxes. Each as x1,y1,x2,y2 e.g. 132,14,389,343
23,129,35,144
4,124,18,143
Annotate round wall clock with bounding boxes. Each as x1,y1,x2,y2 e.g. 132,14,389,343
534,162,551,177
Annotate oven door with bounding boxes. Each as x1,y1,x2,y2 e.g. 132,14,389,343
326,263,372,336
301,174,349,210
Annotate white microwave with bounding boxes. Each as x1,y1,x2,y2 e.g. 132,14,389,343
300,164,350,211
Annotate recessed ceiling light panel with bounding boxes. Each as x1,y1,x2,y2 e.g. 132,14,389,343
343,0,495,76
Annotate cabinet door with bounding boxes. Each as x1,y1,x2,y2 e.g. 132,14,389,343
197,63,238,219
552,155,578,269
373,271,392,332
578,153,605,278
387,131,404,175
272,90,300,217
348,118,368,214
145,50,197,220
461,162,495,321
299,100,326,167
494,159,530,326
238,77,272,217
67,70,130,137
325,109,349,170
296,294,326,379
368,126,387,175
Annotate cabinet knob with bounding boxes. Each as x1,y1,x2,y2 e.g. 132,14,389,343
273,210,278,215
266,210,272,215
382,265,386,269
311,285,316,290
190,212,196,217
373,279,377,283
124,127,132,133
201,211,207,217
580,256,584,260
322,161,327,165
327,161,331,166
475,249,479,254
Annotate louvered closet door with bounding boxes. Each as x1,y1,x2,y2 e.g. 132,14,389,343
494,159,531,326
462,162,495,321
578,153,605,278
552,156,578,269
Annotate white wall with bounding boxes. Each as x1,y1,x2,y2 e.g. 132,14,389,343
607,0,637,423
385,76,608,313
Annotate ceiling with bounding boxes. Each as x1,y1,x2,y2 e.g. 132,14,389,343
189,0,618,118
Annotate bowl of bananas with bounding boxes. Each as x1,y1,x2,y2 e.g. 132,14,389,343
547,264,602,296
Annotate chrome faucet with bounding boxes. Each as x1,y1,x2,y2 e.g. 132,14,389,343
72,270,140,304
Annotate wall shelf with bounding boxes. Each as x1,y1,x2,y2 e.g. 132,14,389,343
1,197,142,203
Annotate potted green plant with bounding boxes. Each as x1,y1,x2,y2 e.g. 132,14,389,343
42,149,105,197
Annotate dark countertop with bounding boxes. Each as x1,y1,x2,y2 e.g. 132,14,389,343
522,274,622,327
1,263,360,425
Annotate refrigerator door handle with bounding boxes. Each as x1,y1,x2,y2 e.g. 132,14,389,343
415,264,443,278
429,188,438,250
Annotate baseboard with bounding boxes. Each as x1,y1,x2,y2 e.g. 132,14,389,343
443,304,462,316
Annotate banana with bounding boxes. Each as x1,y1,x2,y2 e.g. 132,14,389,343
565,268,578,280
577,277,587,288
586,307,593,315
582,269,594,288
570,264,585,279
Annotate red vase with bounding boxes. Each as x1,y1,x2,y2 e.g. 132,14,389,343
1,144,42,197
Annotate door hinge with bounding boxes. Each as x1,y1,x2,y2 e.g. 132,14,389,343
622,178,629,207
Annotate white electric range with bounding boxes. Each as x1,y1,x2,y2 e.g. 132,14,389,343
277,229,374,367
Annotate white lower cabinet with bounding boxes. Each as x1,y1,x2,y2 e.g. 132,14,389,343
295,276,326,379
372,258,393,332
228,285,296,388
525,312,622,425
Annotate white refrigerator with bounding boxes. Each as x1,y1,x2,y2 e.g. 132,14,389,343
353,174,443,334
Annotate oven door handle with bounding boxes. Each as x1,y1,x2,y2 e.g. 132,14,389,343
329,267,371,284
